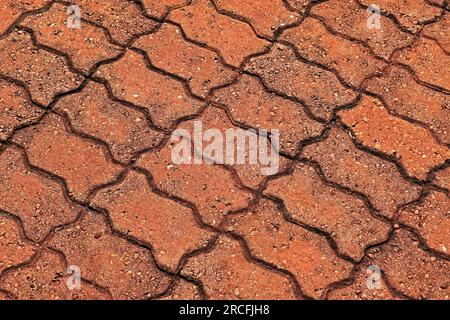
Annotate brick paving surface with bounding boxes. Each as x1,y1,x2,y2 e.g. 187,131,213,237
0,0,449,300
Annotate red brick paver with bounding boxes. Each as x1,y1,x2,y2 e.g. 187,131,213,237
0,0,49,35
0,0,449,301
168,0,270,67
0,80,44,141
264,163,390,261
20,3,123,73
0,146,82,241
95,50,204,129
339,95,450,179
134,23,238,98
359,0,442,33
245,44,357,121
91,170,214,271
181,235,298,299
310,0,415,59
12,114,123,202
0,30,84,106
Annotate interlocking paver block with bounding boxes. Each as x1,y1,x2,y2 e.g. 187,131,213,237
49,213,171,299
91,170,215,271
134,23,238,98
429,0,449,9
213,74,324,157
137,123,254,226
0,147,81,242
20,3,122,73
12,114,123,202
339,95,450,180
327,261,399,300
264,163,390,261
95,50,204,129
0,215,36,273
54,81,164,163
0,0,49,35
0,79,44,141
159,279,201,300
285,0,312,12
360,0,442,32
422,14,450,52
398,190,449,255
0,0,448,301
181,235,298,299
245,44,357,121
215,0,300,39
366,229,450,299
141,0,190,19
366,66,450,144
303,127,421,218
0,30,84,106
72,0,158,45
168,0,270,67
434,166,450,190
281,17,387,87
395,37,450,90
225,199,354,299
1,250,109,300
310,0,415,58
153,105,289,189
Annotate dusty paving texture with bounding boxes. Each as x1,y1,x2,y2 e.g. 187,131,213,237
0,0,449,301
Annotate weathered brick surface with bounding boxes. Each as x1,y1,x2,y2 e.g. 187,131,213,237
181,235,298,299
360,0,442,33
285,0,311,13
423,14,450,52
0,0,49,35
149,105,289,190
339,95,450,180
0,0,448,301
0,215,36,273
327,261,399,300
434,166,450,190
281,17,387,87
91,170,214,271
366,66,450,144
366,229,450,299
0,30,84,106
215,0,300,39
12,114,123,202
54,81,164,163
159,279,201,300
95,50,204,129
0,147,81,241
398,191,449,255
224,199,353,298
137,120,254,226
213,74,324,157
20,3,122,73
1,250,109,300
0,80,44,141
395,38,450,90
168,0,270,67
49,214,171,299
303,127,421,218
72,0,158,45
134,23,238,98
310,0,415,58
264,163,390,261
245,45,357,121
141,0,189,19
